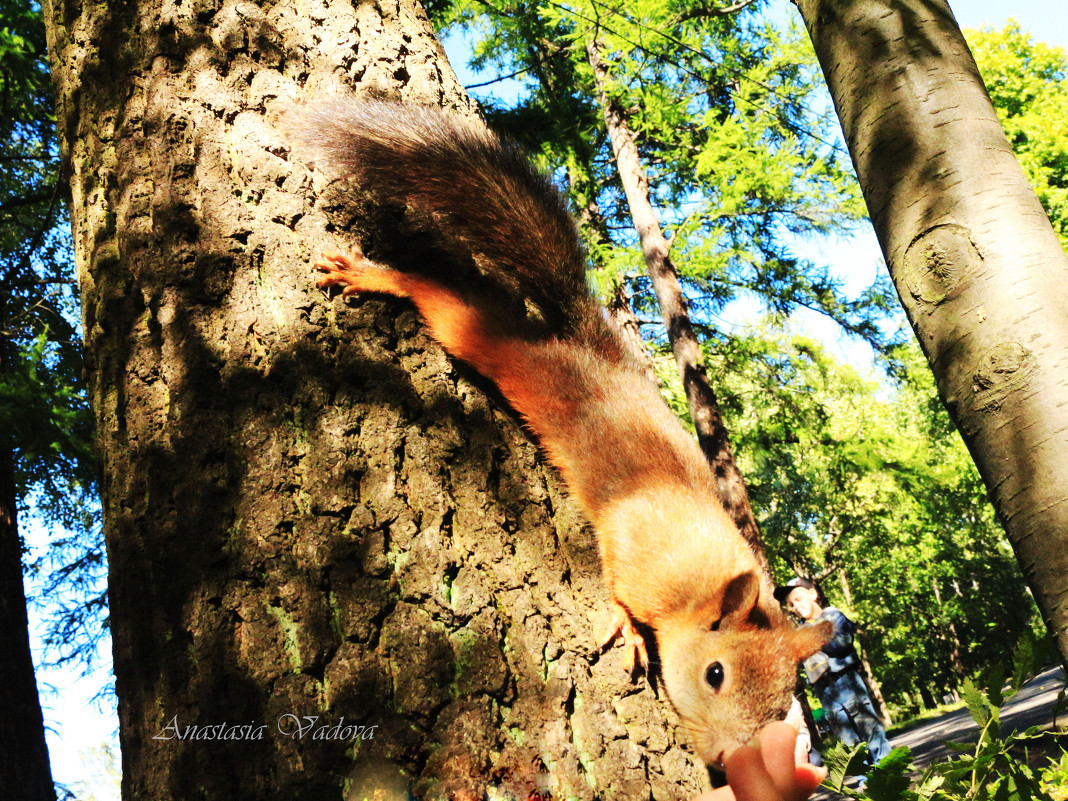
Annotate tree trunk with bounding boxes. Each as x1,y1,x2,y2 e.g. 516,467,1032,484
606,282,659,384
794,0,1068,667
796,689,822,752
837,569,890,726
43,0,709,797
930,578,966,684
586,39,764,554
0,295,56,801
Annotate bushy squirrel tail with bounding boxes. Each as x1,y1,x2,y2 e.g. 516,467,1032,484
294,99,615,353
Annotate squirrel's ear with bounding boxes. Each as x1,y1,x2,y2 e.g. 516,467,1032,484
791,619,833,659
718,571,760,628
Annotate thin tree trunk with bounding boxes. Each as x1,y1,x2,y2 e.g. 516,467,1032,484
607,281,660,385
796,689,822,752
930,578,966,684
794,0,1068,667
43,0,710,797
0,292,56,801
837,569,891,726
582,194,660,384
586,39,764,553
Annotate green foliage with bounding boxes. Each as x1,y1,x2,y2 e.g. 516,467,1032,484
865,748,921,801
823,740,878,794
437,0,896,347
0,0,105,668
821,636,1067,801
718,323,1040,710
824,744,922,801
966,21,1068,251
1042,750,1068,801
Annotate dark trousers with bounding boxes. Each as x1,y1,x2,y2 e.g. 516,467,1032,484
814,669,891,765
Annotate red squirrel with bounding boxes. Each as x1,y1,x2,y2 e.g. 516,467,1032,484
294,99,831,767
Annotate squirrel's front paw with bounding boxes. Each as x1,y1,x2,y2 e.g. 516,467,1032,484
600,601,649,675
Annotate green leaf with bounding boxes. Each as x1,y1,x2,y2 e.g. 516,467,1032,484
985,662,1007,708
821,741,870,796
964,676,993,727
915,773,945,801
1010,631,1040,696
864,747,915,801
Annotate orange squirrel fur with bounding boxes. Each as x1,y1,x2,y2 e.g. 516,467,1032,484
296,99,831,766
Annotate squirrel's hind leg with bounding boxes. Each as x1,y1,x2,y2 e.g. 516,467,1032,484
315,245,411,299
313,245,521,378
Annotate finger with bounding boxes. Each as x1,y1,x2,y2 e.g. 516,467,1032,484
759,721,804,791
692,787,737,801
759,720,826,799
724,740,778,801
794,762,827,793
724,726,827,801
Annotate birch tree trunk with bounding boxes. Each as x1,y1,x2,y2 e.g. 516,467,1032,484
586,40,764,553
43,0,709,797
794,0,1068,666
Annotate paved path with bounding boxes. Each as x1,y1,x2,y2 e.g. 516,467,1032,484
888,665,1065,769
814,666,1064,797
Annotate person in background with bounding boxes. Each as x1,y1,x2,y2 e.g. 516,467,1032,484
774,578,891,769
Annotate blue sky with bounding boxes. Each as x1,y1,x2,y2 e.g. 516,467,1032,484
955,0,1068,44
744,0,1068,367
30,2,1068,798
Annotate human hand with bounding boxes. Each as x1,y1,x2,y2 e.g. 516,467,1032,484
692,721,826,801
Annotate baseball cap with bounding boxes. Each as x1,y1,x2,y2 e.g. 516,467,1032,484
773,577,815,603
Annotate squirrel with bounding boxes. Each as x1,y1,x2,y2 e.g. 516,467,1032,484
293,99,832,767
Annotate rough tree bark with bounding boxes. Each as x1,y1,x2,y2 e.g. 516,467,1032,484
43,0,710,797
794,0,1068,666
0,294,56,801
586,39,765,553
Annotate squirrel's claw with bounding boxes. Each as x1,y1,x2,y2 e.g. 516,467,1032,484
601,602,649,675
312,244,412,301
314,247,364,286
314,246,375,293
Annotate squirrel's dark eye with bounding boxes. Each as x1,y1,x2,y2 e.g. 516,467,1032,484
705,662,725,691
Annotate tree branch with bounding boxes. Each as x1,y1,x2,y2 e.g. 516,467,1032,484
674,0,760,24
